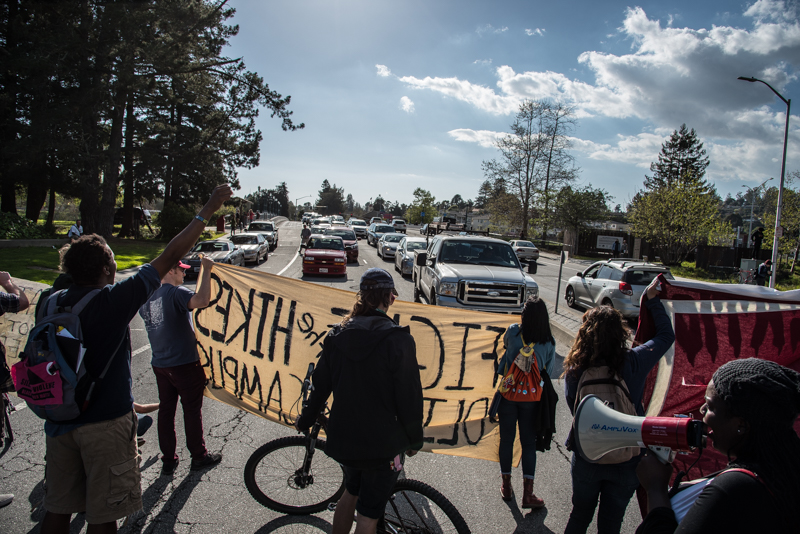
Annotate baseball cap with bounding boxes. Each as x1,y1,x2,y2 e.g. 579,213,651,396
177,261,191,270
360,268,398,295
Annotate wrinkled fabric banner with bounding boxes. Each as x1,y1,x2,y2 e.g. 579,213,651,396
195,264,526,463
636,278,800,479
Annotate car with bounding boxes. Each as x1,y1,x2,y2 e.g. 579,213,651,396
564,259,674,318
323,227,359,263
377,232,405,260
312,217,332,227
229,233,268,264
366,223,396,246
331,215,345,223
419,223,429,235
394,236,427,275
181,239,245,275
509,240,540,262
302,235,347,276
348,218,368,238
247,220,279,249
309,224,327,235
369,216,384,225
391,218,407,233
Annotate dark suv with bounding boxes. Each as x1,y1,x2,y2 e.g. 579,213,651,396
564,259,674,318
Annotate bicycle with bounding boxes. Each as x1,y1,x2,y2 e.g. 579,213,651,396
729,268,755,285
244,363,471,534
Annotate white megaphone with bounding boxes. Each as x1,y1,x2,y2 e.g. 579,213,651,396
574,395,705,464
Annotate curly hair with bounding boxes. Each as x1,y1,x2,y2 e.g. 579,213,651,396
341,288,394,325
60,234,115,286
519,297,554,345
561,305,631,378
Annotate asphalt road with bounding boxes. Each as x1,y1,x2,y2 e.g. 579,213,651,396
0,221,643,534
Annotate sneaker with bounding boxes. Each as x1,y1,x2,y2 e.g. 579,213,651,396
137,438,146,447
190,452,222,471
161,457,179,476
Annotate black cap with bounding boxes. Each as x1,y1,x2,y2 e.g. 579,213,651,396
360,268,398,295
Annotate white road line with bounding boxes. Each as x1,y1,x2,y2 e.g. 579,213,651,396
132,345,150,357
13,402,27,412
277,252,300,277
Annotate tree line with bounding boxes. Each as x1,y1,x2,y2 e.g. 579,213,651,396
0,0,302,238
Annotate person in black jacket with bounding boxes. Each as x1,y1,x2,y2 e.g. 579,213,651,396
296,268,423,534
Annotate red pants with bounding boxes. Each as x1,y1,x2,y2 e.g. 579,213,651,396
153,361,208,463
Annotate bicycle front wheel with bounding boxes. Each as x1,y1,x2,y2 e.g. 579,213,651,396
381,478,471,534
244,435,345,514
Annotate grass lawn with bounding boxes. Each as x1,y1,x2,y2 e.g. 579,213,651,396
671,261,800,291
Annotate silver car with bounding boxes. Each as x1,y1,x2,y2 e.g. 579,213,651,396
564,260,674,318
394,236,427,275
181,239,245,276
230,233,269,264
348,218,368,238
377,233,405,260
509,240,540,262
248,221,278,249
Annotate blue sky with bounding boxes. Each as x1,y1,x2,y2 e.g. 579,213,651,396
225,0,800,211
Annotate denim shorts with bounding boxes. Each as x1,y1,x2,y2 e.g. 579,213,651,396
343,464,400,519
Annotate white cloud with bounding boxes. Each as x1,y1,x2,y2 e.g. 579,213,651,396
397,74,519,115
376,64,391,77
400,96,415,113
473,59,492,66
525,28,545,36
448,129,506,148
476,24,508,36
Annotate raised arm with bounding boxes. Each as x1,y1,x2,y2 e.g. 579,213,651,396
150,185,233,279
188,257,214,310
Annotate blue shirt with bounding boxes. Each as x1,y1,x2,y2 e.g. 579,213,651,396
139,283,198,368
497,323,556,378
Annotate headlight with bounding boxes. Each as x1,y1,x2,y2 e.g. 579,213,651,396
525,286,539,301
383,246,391,251
334,258,345,263
440,282,458,296
303,256,313,264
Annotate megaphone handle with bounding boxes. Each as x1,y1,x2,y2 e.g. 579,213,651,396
648,445,676,464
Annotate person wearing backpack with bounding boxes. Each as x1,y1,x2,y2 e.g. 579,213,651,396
36,184,232,534
562,278,675,534
496,297,556,509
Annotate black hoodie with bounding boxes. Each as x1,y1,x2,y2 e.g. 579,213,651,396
296,310,423,468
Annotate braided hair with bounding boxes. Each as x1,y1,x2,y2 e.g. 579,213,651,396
561,305,631,378
712,358,800,527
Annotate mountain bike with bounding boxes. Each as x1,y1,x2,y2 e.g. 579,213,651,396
244,363,471,533
729,268,755,285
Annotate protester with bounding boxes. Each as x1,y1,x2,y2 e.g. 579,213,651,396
755,259,772,286
622,239,629,256
0,271,30,509
38,184,232,534
751,227,764,259
67,219,83,241
295,268,423,534
496,297,555,508
300,224,311,250
138,256,221,475
636,358,800,533
562,278,675,534
612,239,621,258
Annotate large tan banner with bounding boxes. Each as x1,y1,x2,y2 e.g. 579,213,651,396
197,264,521,462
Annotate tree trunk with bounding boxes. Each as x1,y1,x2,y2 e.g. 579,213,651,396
45,188,56,233
118,99,136,237
0,0,20,215
98,87,128,238
25,168,48,222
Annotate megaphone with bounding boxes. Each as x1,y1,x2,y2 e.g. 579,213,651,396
574,395,705,464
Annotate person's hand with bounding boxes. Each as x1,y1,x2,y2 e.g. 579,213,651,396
643,276,661,302
636,450,673,493
203,184,234,214
406,449,419,457
200,256,214,273
0,272,11,290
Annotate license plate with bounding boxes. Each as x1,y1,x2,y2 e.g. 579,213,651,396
319,268,328,273
194,267,200,272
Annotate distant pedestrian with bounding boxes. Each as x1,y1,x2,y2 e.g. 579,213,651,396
138,256,222,475
611,239,621,258
67,219,83,241
248,209,254,224
300,224,311,250
755,259,772,286
751,227,764,259
621,239,628,256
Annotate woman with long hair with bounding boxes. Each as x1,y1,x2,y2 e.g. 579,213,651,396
496,297,556,508
563,279,675,534
636,358,800,533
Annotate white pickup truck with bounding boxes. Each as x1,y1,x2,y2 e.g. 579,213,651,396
412,234,539,313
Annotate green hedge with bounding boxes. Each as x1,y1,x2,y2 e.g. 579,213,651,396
0,212,55,239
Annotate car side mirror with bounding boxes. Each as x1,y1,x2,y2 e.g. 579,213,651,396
527,261,537,275
415,252,428,266
578,271,584,277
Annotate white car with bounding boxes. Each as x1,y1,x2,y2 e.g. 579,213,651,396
377,233,406,260
394,236,427,275
391,219,407,233
348,218,368,238
508,240,540,262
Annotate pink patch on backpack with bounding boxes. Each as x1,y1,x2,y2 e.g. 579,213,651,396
11,360,64,406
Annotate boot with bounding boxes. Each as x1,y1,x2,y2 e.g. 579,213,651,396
522,478,544,509
500,474,513,501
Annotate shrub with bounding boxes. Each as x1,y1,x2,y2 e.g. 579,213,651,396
0,212,55,239
157,203,195,240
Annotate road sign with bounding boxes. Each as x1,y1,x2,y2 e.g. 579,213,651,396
421,212,425,217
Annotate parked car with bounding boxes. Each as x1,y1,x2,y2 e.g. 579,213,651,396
508,240,540,262
302,235,347,276
181,239,245,276
229,233,268,264
377,233,405,260
564,259,674,318
348,218,368,238
366,223,396,246
248,220,279,249
394,236,427,275
324,227,359,263
391,218,407,233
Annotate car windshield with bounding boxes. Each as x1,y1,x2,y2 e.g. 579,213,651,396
406,241,426,251
350,220,366,226
393,220,405,224
325,229,356,240
194,241,229,252
249,222,274,231
375,225,394,233
626,270,674,285
439,241,520,268
383,234,404,243
309,237,344,250
231,236,258,245
516,241,535,248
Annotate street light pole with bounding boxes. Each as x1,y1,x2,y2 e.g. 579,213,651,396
741,177,773,250
295,195,311,219
738,76,791,288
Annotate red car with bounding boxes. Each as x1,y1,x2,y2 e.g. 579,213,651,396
324,227,359,263
302,235,347,276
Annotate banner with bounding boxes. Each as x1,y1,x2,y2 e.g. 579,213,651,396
636,278,800,478
195,264,528,462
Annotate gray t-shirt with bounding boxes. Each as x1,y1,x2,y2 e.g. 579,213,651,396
139,283,198,368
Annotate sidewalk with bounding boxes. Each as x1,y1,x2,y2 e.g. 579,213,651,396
536,250,584,348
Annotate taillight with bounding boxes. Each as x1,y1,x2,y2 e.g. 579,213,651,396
619,281,633,295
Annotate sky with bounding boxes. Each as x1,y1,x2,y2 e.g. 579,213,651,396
224,0,800,212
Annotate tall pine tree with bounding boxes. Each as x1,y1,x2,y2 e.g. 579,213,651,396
645,124,710,188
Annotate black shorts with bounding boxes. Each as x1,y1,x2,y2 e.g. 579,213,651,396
343,464,400,519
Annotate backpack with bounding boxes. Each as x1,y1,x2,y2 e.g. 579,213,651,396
11,289,124,423
571,365,639,464
498,341,543,403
